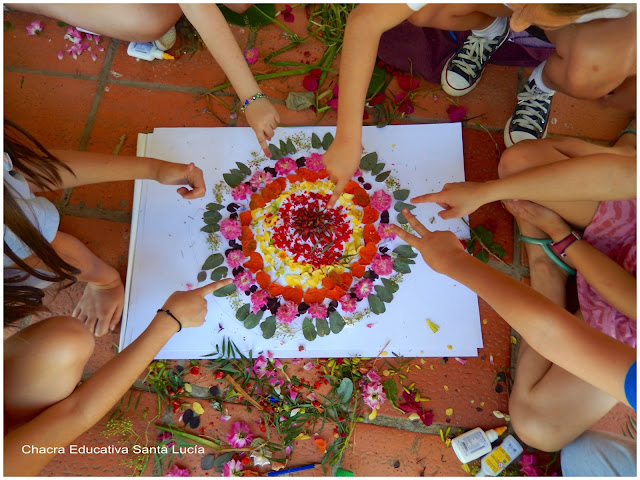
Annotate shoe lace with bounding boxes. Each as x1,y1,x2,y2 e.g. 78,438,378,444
512,83,552,133
451,35,503,78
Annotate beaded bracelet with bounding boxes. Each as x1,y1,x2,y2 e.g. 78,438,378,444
157,308,182,332
241,93,267,113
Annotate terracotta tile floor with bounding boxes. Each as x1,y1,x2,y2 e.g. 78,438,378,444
3,6,635,477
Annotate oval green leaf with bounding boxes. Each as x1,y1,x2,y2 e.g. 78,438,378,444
329,311,345,334
371,163,385,175
223,173,243,188
311,133,322,149
337,377,354,403
393,245,418,258
393,189,410,201
236,162,252,175
374,285,393,303
206,203,225,211
286,139,296,154
203,210,222,224
197,271,207,283
279,140,288,155
201,224,220,233
368,294,386,314
268,144,282,160
244,311,263,329
236,303,251,321
393,259,411,274
376,171,391,182
397,212,408,225
316,318,330,337
213,283,236,297
381,277,399,294
322,132,334,151
202,253,223,270
359,152,378,171
394,201,417,213
210,266,228,281
260,316,276,339
302,318,317,341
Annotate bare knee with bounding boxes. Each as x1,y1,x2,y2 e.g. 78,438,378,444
498,141,540,178
509,396,572,452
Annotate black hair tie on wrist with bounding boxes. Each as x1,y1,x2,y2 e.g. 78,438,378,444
157,308,182,332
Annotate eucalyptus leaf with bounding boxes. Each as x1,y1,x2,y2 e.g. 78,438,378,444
201,224,220,233
329,311,345,334
202,253,223,270
311,133,322,149
402,257,416,264
285,91,315,111
197,271,207,283
229,168,245,179
394,201,416,212
397,212,408,225
322,132,334,150
244,311,263,329
286,139,296,154
367,63,390,98
279,140,288,155
210,266,228,281
236,303,251,321
268,144,282,160
206,202,225,211
260,316,276,339
213,283,236,297
393,259,412,274
212,452,235,471
337,377,354,403
393,189,410,201
375,285,393,303
393,245,418,258
359,152,378,170
375,171,391,182
371,163,385,175
316,318,330,337
201,454,215,470
466,239,476,252
368,294,386,314
236,162,252,175
203,210,222,224
223,173,243,188
381,277,399,294
302,318,317,341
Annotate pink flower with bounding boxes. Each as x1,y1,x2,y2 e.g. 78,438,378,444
328,98,338,110
222,459,243,477
57,51,64,60
231,183,252,201
305,153,324,172
447,104,467,122
394,92,415,116
353,168,363,178
220,218,242,240
371,254,393,276
96,44,104,52
276,301,298,323
85,33,93,41
94,35,101,45
165,464,190,477
90,53,97,62
302,68,322,92
370,190,392,212
354,278,374,300
226,421,254,449
226,249,246,269
364,368,381,384
377,223,396,240
362,383,386,410
275,157,297,175
252,354,269,378
158,431,174,448
234,270,254,292
308,303,328,319
303,361,315,370
281,4,295,23
249,170,273,189
520,454,537,468
397,73,419,92
339,294,357,313
64,27,82,44
520,466,538,477
25,20,43,36
250,289,269,314
332,83,339,98
244,47,259,65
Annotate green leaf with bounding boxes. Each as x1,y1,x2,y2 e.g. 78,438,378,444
286,139,296,154
260,316,276,339
311,133,322,149
236,162,251,175
322,132,334,150
302,318,317,341
382,378,398,406
476,250,489,263
393,245,418,259
368,294,386,314
206,202,225,211
375,171,391,182
212,452,235,471
359,152,378,171
210,266,228,281
393,259,411,274
329,311,345,334
236,303,251,321
197,271,207,283
473,225,493,245
213,283,236,297
466,239,476,252
279,139,288,155
371,163,385,175
337,378,354,404
381,277,399,294
489,243,507,258
202,253,224,270
402,257,416,264
268,144,282,160
394,201,416,213
223,173,243,188
218,4,276,28
397,212,408,225
201,454,215,470
4,21,14,32
375,285,393,303
316,318,330,337
366,63,390,98
201,223,220,233
393,189,410,201
229,168,246,179
244,311,263,329
203,210,222,225
56,21,68,28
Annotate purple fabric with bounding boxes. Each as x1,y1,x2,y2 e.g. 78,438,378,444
378,23,554,84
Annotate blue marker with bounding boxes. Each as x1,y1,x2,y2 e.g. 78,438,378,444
266,464,316,476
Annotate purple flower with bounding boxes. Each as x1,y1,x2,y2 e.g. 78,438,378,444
276,300,298,323
370,189,392,212
394,92,415,116
222,459,244,477
226,250,246,269
308,303,328,319
220,218,242,240
226,421,254,449
244,47,259,65
165,464,190,477
305,153,324,172
446,104,467,123
252,354,269,378
158,431,174,448
281,4,295,23
354,278,374,300
234,270,254,292
371,254,393,276
25,20,43,36
231,183,252,201
339,294,357,313
275,156,297,175
377,223,396,240
362,383,386,410
250,289,269,314
328,98,338,111
249,170,273,189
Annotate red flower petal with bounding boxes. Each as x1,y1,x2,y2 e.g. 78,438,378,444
303,75,319,91
397,74,419,92
446,104,467,122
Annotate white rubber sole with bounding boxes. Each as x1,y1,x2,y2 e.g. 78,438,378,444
503,117,548,148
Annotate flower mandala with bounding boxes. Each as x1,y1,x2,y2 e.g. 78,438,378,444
200,132,418,341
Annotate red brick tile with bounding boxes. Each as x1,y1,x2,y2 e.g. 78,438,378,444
3,72,96,149
68,180,134,212
4,11,110,76
591,403,637,435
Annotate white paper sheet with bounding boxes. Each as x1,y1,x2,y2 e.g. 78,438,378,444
121,125,482,359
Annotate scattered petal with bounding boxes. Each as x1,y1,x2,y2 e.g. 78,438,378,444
455,357,467,365
445,408,453,415
510,335,518,344
426,319,439,333
57,50,64,60
368,408,378,420
313,438,327,454
408,412,420,421
192,402,205,415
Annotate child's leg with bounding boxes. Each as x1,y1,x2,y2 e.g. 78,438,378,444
6,3,182,42
407,4,511,31
4,316,95,432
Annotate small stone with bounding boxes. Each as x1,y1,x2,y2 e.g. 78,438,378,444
393,461,400,469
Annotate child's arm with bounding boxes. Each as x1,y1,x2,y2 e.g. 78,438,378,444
178,3,280,157
412,154,636,220
324,4,415,208
390,210,636,407
3,280,232,476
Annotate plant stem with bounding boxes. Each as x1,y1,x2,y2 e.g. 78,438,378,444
461,218,508,265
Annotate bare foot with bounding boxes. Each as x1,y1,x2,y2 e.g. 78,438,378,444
72,277,124,337
505,200,572,243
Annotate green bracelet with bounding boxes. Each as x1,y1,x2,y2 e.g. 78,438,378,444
241,93,267,113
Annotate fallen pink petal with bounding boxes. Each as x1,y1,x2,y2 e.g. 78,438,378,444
25,20,43,36
244,47,259,66
447,104,467,122
57,51,64,60
281,4,295,23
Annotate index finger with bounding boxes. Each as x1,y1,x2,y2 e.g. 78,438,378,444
389,224,421,247
327,178,347,209
192,278,233,296
411,192,440,204
255,131,270,157
402,209,431,238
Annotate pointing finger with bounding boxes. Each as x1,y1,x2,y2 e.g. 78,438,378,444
193,278,233,296
389,224,420,247
402,209,431,238
327,178,347,209
411,192,439,204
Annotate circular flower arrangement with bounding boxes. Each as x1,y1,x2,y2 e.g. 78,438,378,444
200,132,418,341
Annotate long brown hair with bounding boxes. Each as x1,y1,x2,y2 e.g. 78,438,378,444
4,120,80,324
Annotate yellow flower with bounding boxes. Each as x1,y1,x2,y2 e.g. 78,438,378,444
277,251,288,261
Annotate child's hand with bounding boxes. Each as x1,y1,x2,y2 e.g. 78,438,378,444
73,271,125,337
324,138,363,208
245,98,280,157
389,209,466,274
160,279,233,329
155,161,206,199
411,182,491,220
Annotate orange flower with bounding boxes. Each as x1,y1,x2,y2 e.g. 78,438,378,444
282,286,304,304
304,287,327,305
353,191,370,207
303,170,320,182
275,176,287,190
341,272,353,290
256,271,272,289
244,252,264,273
287,174,302,183
240,226,254,242
242,239,257,256
344,180,360,194
326,286,347,302
322,276,336,290
361,207,379,224
249,193,266,209
239,210,253,226
269,283,284,297
359,242,377,265
350,263,365,278
363,224,381,244
317,169,329,179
